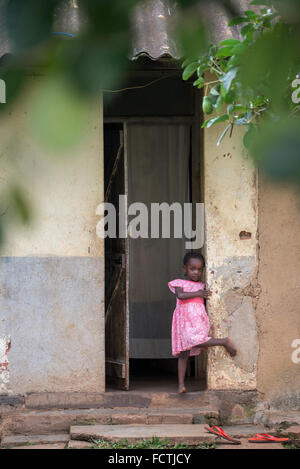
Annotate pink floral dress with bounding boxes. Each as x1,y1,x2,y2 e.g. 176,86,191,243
168,279,211,357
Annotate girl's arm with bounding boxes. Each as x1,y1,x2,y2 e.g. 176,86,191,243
174,286,212,300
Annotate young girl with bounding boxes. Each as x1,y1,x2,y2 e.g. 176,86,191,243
168,251,237,394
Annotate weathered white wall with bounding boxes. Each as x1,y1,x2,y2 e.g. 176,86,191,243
204,122,259,390
0,76,105,394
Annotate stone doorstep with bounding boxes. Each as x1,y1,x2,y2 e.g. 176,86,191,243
69,423,279,445
70,424,216,445
0,407,219,436
1,433,69,448
24,391,213,410
1,424,290,449
67,440,94,449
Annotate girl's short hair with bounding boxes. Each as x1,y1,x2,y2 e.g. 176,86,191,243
183,251,205,267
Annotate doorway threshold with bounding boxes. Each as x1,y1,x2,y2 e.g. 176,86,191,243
107,377,205,393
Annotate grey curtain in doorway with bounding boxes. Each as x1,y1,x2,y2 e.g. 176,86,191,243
127,123,191,359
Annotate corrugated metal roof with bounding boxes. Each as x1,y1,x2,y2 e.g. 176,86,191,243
0,0,257,62
0,0,12,61
131,0,181,60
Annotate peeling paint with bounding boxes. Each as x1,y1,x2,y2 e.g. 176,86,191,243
213,256,257,289
0,335,11,393
204,121,259,390
228,297,259,373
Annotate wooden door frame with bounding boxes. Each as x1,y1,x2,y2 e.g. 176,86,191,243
103,108,204,388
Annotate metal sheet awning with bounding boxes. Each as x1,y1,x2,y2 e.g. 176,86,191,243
0,0,256,62
131,0,256,60
131,0,181,60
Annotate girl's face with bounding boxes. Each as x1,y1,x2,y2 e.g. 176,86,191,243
184,258,204,282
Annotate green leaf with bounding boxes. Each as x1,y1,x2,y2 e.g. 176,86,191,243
197,64,209,77
193,77,205,88
217,124,232,146
202,96,214,114
226,55,241,70
224,89,236,104
222,67,238,91
219,39,241,47
244,10,258,19
227,104,235,115
182,62,198,80
231,43,247,55
233,105,247,113
241,24,254,36
181,57,198,68
235,111,252,125
202,114,229,128
216,47,235,58
216,95,224,113
228,17,247,26
209,85,220,96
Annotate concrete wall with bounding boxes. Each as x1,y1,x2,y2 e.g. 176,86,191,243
0,77,105,394
256,175,300,408
204,123,259,390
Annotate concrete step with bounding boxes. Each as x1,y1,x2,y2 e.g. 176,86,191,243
1,433,69,448
1,424,290,449
70,423,281,447
24,391,213,410
1,407,219,436
13,443,67,450
256,409,300,429
70,424,216,445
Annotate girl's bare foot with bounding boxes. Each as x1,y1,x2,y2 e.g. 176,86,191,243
224,338,237,357
178,384,186,394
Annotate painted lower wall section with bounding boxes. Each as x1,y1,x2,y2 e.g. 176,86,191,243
204,124,259,390
0,257,104,394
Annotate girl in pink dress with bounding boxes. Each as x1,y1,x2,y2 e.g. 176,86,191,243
168,251,237,394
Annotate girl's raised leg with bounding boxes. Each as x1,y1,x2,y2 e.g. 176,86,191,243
178,351,189,394
192,337,237,356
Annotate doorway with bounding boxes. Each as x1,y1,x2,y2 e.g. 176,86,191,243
104,60,206,391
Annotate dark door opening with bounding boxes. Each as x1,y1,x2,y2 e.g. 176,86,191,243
104,59,206,392
104,123,129,390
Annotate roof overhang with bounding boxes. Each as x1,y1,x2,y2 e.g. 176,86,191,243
0,0,256,62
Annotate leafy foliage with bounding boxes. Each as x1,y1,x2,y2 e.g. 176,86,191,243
182,4,278,145
182,1,300,187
